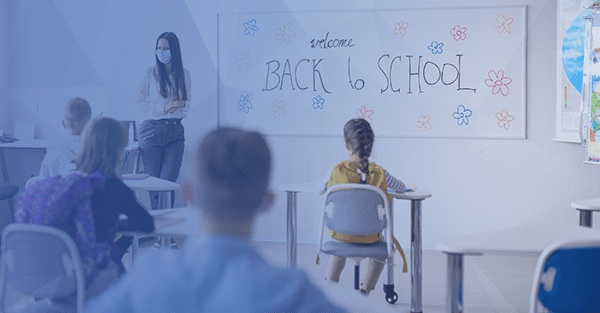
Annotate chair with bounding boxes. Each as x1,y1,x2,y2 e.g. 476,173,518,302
0,224,86,313
0,184,19,219
529,239,600,313
317,183,397,304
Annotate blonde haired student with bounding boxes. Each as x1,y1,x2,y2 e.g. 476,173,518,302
39,97,92,178
85,127,345,313
317,118,407,295
15,118,154,301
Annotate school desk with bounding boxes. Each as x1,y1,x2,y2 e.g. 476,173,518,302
123,175,180,209
436,222,600,313
571,198,600,227
123,207,201,266
278,182,431,313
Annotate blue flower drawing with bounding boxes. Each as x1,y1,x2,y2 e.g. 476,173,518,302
312,95,325,109
427,41,444,55
238,95,253,113
244,19,259,37
452,105,472,126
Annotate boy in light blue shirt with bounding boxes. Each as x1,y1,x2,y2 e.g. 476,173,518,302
85,127,346,313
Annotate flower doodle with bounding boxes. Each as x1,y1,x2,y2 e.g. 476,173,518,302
495,109,515,130
493,14,513,33
356,106,374,123
235,51,252,72
312,95,325,109
272,100,286,118
427,41,444,55
244,19,259,37
484,70,512,97
393,21,409,37
274,22,296,45
450,25,467,41
238,95,252,114
415,115,432,132
452,105,472,126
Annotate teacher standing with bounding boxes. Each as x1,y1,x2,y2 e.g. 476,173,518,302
135,32,191,210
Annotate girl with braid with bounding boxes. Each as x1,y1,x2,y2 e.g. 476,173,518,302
317,118,407,295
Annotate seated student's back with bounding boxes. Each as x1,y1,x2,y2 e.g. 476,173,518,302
85,127,345,313
15,118,154,300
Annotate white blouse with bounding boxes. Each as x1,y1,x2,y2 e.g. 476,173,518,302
134,66,191,121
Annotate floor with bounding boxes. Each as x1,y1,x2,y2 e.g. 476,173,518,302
253,242,538,313
3,239,540,313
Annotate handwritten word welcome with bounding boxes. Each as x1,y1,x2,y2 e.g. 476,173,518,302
310,32,355,49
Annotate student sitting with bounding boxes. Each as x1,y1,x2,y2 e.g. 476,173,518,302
85,127,345,313
14,117,155,300
317,118,407,295
41,97,91,177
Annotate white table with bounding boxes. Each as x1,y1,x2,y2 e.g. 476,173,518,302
571,198,600,227
437,222,600,313
126,207,202,266
279,182,431,313
123,176,180,209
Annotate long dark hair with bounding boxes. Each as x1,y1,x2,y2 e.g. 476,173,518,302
344,118,374,184
155,32,188,101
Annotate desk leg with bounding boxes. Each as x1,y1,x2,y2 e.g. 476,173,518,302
446,253,464,313
386,200,394,285
411,199,423,313
133,150,140,174
130,234,139,269
286,191,297,268
0,149,14,217
580,210,592,227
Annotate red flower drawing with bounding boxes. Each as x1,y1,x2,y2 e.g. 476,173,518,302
394,21,409,37
450,25,467,41
415,115,432,132
356,106,374,123
493,14,513,34
235,50,252,71
495,109,515,130
484,70,512,97
274,22,296,44
272,100,286,118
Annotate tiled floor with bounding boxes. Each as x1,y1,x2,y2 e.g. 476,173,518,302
4,239,539,312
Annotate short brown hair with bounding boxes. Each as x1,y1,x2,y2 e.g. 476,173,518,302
64,97,92,135
75,118,128,177
196,127,271,222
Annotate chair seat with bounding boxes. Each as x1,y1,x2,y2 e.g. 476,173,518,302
0,184,18,201
322,240,389,259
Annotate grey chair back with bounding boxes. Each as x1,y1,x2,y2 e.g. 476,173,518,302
0,223,85,313
324,185,387,236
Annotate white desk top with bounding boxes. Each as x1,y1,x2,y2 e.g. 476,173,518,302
123,176,180,191
0,139,52,149
278,182,431,200
571,198,600,211
436,222,600,256
149,207,202,237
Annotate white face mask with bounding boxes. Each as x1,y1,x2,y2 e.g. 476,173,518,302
156,49,171,64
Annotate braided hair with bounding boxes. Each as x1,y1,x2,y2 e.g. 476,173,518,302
343,118,374,184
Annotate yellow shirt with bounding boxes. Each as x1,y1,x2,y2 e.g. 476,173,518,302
326,161,389,243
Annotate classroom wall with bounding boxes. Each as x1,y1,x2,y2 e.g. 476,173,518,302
5,0,600,250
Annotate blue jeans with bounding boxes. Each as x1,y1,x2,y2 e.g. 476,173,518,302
138,119,184,210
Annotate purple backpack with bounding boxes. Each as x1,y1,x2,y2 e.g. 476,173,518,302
14,172,112,283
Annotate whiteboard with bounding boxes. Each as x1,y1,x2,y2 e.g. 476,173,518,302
217,6,526,138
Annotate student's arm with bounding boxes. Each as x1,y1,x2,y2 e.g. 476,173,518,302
104,178,155,234
316,167,334,194
383,168,406,193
